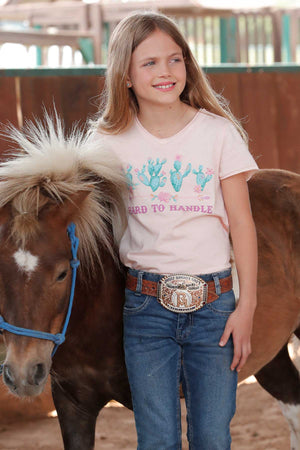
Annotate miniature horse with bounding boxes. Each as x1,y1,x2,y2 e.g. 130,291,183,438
0,118,299,449
0,117,132,449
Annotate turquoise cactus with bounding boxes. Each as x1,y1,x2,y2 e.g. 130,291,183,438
125,165,134,187
137,158,167,192
170,161,191,192
193,165,213,191
124,165,138,190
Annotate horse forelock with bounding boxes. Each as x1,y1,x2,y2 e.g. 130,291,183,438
0,116,128,273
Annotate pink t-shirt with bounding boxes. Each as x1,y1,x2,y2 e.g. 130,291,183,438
95,109,258,274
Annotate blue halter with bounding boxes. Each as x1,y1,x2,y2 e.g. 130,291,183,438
0,222,80,373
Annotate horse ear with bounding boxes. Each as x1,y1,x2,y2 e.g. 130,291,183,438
0,204,11,225
40,190,91,229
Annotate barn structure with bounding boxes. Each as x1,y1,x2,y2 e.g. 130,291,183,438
0,1,299,170
0,0,300,65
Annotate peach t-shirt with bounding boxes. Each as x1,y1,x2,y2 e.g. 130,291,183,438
95,109,258,274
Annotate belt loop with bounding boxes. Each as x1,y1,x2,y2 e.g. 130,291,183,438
213,275,221,296
135,271,144,296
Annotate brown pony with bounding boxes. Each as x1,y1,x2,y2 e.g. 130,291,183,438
0,116,132,449
0,117,299,449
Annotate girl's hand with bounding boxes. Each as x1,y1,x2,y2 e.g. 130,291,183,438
219,303,255,372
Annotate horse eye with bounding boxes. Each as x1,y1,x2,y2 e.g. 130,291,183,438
57,270,68,282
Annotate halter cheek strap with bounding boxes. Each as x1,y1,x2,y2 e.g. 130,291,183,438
0,222,80,373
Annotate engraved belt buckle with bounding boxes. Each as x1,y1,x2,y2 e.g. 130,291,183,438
157,274,208,313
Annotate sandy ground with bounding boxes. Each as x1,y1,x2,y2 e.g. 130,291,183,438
0,377,291,450
1,336,297,449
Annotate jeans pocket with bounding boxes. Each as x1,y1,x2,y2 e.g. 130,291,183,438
123,288,152,314
206,289,236,315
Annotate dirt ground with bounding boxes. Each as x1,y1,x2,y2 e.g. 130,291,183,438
0,376,291,450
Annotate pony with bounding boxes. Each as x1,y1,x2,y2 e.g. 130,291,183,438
0,115,132,449
0,116,299,449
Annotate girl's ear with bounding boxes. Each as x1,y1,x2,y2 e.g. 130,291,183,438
126,79,132,88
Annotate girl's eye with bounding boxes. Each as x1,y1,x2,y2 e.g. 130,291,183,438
143,61,155,67
57,270,68,282
143,57,182,67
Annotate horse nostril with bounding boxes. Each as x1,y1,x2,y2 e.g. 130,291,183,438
32,363,46,386
3,364,16,388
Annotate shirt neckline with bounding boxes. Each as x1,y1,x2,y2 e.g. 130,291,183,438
135,109,202,144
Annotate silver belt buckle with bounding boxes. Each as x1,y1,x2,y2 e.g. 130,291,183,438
157,274,208,313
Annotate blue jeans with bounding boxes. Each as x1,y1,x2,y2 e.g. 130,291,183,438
123,268,238,450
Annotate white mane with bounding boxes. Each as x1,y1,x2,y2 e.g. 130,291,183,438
0,112,128,273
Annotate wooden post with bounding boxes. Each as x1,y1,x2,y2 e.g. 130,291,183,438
262,15,267,63
245,15,249,63
201,17,206,64
235,14,241,63
89,3,102,64
272,10,282,62
253,14,259,63
220,17,237,63
79,38,94,64
289,10,298,62
282,13,291,62
212,16,218,63
78,3,93,64
34,25,42,66
193,17,199,61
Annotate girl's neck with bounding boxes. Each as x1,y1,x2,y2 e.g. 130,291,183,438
137,103,197,139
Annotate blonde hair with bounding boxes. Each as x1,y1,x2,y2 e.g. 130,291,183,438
97,10,247,142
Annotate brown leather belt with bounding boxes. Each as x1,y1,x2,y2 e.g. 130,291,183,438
126,273,232,313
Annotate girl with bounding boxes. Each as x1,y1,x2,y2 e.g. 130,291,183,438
94,10,258,450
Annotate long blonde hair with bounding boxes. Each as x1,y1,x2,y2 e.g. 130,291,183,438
97,10,247,142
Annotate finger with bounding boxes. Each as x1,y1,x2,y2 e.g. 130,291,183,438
230,349,242,371
219,325,232,347
230,338,242,370
236,343,252,372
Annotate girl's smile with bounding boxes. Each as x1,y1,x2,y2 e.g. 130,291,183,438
153,82,176,91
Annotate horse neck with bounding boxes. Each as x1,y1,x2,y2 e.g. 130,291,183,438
74,245,125,318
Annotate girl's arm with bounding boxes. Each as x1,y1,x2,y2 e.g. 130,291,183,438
219,172,258,372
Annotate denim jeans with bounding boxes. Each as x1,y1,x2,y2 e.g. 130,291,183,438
123,268,238,450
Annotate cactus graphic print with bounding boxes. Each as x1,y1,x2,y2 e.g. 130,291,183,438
170,158,191,192
136,158,167,191
125,152,214,216
94,109,258,273
126,156,213,204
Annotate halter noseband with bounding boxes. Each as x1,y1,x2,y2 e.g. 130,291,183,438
0,222,80,373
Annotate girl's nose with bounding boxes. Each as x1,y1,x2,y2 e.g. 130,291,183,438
158,61,171,77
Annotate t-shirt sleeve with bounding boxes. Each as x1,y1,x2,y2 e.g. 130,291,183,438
219,121,258,180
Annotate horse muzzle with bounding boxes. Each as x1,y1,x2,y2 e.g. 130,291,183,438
2,342,52,397
3,360,49,396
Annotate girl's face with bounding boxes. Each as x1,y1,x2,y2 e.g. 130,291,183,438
128,29,187,111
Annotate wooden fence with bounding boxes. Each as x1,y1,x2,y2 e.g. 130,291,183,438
0,3,300,66
0,65,299,173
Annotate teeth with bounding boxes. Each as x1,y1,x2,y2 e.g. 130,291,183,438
155,83,174,89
